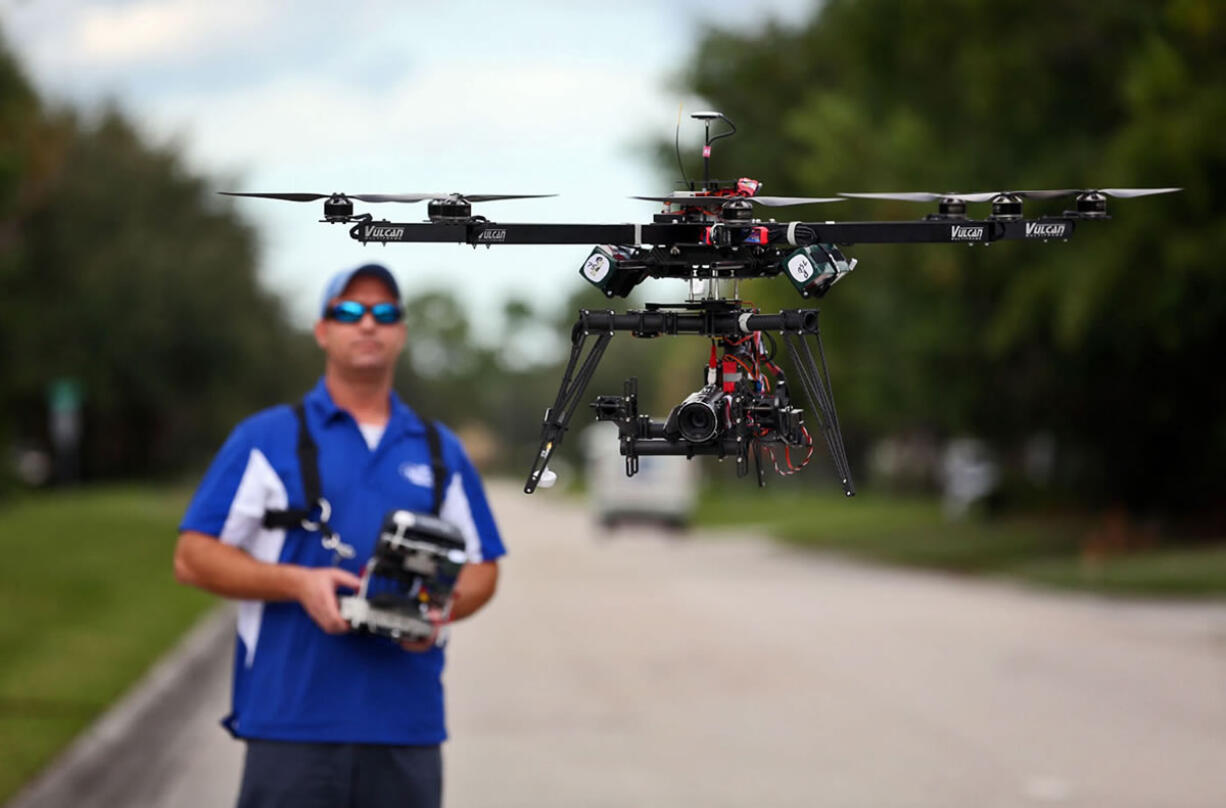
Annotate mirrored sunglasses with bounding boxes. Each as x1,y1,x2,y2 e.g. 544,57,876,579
326,300,404,324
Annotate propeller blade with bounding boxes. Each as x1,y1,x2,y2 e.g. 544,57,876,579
750,195,844,206
959,187,1181,202
338,193,558,204
843,190,1078,203
1013,189,1080,200
1098,187,1182,198
349,193,440,203
632,194,841,207
957,191,1014,203
219,192,329,202
959,189,1093,202
220,192,558,204
460,193,558,202
633,194,711,204
840,192,948,202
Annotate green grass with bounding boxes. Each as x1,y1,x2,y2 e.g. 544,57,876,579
0,485,213,803
696,487,1226,598
1013,547,1226,597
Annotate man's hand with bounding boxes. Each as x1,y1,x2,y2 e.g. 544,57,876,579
295,567,362,634
174,531,363,635
399,607,448,653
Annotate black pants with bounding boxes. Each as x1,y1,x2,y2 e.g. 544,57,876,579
235,739,442,808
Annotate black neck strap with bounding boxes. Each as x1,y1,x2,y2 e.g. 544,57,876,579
424,419,446,516
263,400,447,531
294,401,323,508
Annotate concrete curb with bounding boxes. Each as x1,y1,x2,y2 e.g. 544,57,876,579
5,605,235,808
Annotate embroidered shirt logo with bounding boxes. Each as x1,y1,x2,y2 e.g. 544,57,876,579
399,462,434,488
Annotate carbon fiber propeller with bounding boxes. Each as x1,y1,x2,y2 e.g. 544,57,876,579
840,188,1180,203
219,192,556,203
632,193,844,206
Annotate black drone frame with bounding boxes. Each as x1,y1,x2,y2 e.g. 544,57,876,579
346,216,1079,249
334,213,1084,493
333,213,1086,493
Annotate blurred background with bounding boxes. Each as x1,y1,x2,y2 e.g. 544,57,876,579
1,0,1224,805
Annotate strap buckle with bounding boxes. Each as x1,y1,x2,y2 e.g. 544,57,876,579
299,497,332,532
300,498,356,560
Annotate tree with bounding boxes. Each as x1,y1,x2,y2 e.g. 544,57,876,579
671,0,1226,514
0,38,317,479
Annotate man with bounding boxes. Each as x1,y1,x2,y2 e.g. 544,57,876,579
174,263,503,808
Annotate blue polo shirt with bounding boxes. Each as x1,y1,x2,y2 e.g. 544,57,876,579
180,378,505,744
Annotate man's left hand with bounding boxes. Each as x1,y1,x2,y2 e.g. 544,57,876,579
400,607,448,652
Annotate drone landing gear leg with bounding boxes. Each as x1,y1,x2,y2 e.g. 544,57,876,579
783,330,856,496
524,318,614,493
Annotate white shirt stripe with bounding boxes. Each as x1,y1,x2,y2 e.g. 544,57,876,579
439,472,483,563
219,448,289,667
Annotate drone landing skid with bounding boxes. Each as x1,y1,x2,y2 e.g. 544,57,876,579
524,304,856,496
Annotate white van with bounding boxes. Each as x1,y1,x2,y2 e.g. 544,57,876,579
581,423,699,529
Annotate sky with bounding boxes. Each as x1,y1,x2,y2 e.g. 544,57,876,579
1,0,815,350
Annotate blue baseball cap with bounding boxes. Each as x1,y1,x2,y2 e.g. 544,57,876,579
319,263,401,318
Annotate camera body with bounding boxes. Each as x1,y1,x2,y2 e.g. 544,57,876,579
339,510,467,642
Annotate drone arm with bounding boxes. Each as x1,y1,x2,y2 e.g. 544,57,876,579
579,309,819,336
782,330,855,496
524,316,615,493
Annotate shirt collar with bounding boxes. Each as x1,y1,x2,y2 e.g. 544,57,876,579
305,377,427,436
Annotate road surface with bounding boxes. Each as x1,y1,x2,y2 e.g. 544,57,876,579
11,482,1226,807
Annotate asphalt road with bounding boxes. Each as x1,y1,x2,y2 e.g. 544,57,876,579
12,482,1226,807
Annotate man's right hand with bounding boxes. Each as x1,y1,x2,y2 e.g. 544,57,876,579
295,567,362,634
174,532,363,634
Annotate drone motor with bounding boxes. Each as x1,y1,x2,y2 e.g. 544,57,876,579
428,197,472,222
936,196,968,219
324,194,354,220
1075,192,1109,218
989,193,1025,220
720,197,755,221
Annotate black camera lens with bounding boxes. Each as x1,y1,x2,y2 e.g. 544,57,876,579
665,385,725,443
677,401,718,442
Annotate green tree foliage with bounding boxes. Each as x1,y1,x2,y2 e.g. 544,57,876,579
674,0,1225,513
0,41,316,479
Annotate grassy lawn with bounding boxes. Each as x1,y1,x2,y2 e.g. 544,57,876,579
0,485,213,803
696,486,1226,598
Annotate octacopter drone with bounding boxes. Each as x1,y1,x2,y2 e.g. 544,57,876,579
223,111,1179,496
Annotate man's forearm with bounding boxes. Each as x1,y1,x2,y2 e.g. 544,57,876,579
450,561,498,621
174,530,306,601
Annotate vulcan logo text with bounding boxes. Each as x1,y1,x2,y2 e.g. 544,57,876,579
367,226,405,240
1025,222,1067,238
950,225,985,241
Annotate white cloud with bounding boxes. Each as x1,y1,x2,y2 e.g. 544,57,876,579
69,0,275,65
142,59,677,172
